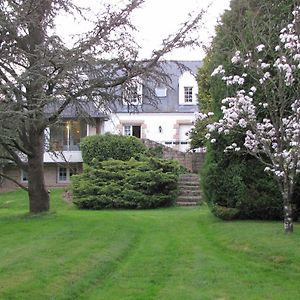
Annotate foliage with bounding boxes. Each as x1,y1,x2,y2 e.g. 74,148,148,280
204,5,300,232
210,204,240,220
0,0,204,213
201,142,283,220
80,133,147,165
147,145,164,158
193,0,298,224
72,157,180,209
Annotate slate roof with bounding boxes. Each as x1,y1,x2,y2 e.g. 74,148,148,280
45,102,107,119
115,60,202,114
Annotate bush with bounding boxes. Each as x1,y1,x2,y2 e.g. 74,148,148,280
210,205,240,221
72,157,180,210
201,142,283,220
147,145,164,158
80,133,147,165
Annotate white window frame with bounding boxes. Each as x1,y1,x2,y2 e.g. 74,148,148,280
123,125,132,136
57,166,77,183
184,86,193,103
122,124,141,138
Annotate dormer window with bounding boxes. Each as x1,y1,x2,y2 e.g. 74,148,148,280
184,87,193,103
178,71,198,105
123,77,143,106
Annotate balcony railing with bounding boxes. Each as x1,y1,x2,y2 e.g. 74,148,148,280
49,140,80,152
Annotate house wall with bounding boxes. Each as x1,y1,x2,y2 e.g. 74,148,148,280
0,166,20,192
0,163,81,192
88,124,98,136
104,112,196,151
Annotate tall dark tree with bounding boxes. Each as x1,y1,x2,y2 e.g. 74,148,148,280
192,0,298,221
0,0,204,213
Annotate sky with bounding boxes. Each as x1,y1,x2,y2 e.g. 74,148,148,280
56,0,231,60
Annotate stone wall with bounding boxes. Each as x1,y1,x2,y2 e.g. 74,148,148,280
142,139,205,173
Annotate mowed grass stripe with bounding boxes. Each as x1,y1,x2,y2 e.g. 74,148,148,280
1,190,300,299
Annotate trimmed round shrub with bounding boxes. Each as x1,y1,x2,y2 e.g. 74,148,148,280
80,133,147,165
72,157,180,209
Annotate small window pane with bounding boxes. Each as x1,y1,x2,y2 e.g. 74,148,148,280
124,125,131,136
184,87,193,102
59,167,67,181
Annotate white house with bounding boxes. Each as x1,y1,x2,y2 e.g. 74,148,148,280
105,60,201,152
0,60,201,191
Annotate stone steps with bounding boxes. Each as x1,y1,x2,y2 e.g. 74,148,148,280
177,173,202,207
176,201,198,206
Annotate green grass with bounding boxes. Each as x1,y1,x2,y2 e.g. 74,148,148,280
1,189,300,299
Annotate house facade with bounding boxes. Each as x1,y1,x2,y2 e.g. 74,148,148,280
0,60,201,191
0,107,107,191
105,60,201,152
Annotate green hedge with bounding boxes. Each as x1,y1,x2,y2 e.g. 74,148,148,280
72,158,180,209
80,133,147,165
201,141,283,220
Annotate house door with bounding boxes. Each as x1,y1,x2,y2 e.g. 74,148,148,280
178,124,192,152
124,125,141,138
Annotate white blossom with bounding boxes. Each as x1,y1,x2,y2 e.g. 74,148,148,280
204,6,300,226
211,65,225,76
205,133,211,139
256,44,265,52
231,51,241,64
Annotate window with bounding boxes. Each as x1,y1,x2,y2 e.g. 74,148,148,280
122,78,143,105
50,120,87,151
184,87,193,103
58,166,77,183
21,170,28,183
124,125,131,136
178,71,198,105
58,167,67,182
123,125,141,138
155,87,167,97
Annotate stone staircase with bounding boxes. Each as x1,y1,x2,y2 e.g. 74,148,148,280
177,173,202,206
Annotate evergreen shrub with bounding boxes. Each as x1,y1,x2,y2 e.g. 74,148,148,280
80,133,147,165
72,158,180,209
201,143,283,220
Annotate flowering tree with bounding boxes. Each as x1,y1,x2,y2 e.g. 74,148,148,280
198,6,300,233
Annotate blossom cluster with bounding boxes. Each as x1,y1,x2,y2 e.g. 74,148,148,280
198,6,300,179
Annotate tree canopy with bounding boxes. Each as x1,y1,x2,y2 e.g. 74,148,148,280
0,0,204,213
192,0,299,227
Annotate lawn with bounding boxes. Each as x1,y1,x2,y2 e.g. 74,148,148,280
1,190,300,300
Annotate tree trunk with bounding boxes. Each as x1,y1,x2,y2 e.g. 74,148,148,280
28,131,49,213
283,188,293,234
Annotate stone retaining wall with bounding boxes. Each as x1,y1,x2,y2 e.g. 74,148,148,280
142,139,205,173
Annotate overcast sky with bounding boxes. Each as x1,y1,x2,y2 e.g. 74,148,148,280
56,0,231,60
